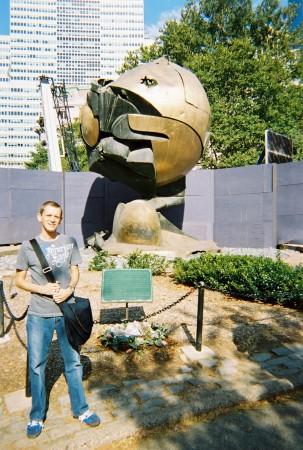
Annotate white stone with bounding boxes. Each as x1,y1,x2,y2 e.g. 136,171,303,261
197,359,217,368
0,334,10,344
181,345,218,363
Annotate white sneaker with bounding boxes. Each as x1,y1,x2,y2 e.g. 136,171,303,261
78,410,100,427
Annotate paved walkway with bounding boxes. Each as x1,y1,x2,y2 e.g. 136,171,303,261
1,246,303,448
1,340,303,449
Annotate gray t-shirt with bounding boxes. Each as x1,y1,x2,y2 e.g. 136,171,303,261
16,234,82,317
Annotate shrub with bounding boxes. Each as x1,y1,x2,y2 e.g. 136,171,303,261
123,250,171,275
173,253,303,307
88,250,116,271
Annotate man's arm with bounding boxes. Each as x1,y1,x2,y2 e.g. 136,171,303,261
68,265,80,291
15,269,60,297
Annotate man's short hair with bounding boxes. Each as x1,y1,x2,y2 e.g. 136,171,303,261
39,201,62,217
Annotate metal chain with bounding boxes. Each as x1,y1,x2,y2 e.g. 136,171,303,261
0,281,28,322
94,286,196,325
143,286,196,320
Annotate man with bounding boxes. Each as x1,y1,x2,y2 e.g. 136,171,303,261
15,200,100,439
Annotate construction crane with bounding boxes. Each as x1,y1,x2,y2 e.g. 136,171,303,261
38,75,80,172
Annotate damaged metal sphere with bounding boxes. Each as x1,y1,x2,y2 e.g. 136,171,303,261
80,57,211,201
113,200,161,245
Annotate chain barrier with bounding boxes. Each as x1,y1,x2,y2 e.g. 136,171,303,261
0,280,28,322
93,286,197,325
1,280,197,328
2,274,300,331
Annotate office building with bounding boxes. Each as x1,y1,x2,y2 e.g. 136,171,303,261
0,36,12,164
0,0,144,168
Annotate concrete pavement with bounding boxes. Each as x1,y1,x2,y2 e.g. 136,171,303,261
133,389,303,450
1,341,303,449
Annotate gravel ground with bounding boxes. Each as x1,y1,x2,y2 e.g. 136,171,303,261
221,247,290,259
1,245,303,399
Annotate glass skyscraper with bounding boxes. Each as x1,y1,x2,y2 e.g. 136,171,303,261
0,0,144,168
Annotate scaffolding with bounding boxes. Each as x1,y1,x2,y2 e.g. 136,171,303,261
39,75,80,172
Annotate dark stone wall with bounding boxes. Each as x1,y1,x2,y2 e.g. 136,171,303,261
1,161,303,248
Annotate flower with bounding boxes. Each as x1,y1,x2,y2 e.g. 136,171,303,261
100,321,171,351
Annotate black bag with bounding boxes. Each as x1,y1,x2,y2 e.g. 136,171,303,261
58,297,93,352
30,238,93,352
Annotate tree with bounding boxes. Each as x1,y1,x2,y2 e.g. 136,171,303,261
70,118,89,172
25,118,89,171
118,42,162,74
25,143,49,170
118,0,303,168
191,37,303,167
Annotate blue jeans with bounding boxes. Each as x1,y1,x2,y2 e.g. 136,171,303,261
26,315,88,421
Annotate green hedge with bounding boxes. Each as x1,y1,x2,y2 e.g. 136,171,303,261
88,250,116,271
124,250,170,275
88,250,170,275
173,253,303,307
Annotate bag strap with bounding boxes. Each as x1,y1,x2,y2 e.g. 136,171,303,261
30,238,56,284
29,239,65,312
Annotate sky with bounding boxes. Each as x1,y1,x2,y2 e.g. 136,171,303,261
145,0,184,38
0,0,185,38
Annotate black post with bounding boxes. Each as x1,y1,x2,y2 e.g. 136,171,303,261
0,280,4,338
26,352,31,398
195,282,204,351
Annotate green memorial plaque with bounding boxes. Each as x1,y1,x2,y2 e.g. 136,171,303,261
101,269,153,303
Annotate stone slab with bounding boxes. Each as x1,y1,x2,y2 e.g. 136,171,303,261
0,245,20,257
102,232,220,256
181,345,218,363
3,389,31,413
197,359,218,368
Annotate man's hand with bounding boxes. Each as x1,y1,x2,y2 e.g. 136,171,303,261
53,283,74,304
41,281,61,297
